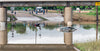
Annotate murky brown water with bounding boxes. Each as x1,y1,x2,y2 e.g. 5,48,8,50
7,22,100,44
0,22,99,51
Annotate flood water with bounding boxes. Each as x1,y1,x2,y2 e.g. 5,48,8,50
7,22,100,44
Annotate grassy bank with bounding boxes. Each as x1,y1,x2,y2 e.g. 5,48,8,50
48,10,59,13
72,13,97,22
75,40,100,51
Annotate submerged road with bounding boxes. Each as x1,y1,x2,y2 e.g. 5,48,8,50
7,11,64,22
7,11,41,21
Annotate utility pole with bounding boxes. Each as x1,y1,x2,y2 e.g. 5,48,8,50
96,6,98,41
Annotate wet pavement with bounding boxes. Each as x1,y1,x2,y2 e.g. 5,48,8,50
0,44,76,51
16,17,41,21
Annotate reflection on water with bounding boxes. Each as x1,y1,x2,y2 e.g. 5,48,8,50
7,23,100,44
8,23,64,44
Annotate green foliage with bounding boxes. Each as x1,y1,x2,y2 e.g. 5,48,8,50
15,7,23,10
90,6,93,9
86,11,96,16
7,6,65,10
74,44,85,51
7,7,36,10
7,14,17,22
7,6,95,10
53,7,56,10
87,11,100,16
86,6,100,15
85,6,89,9
56,6,65,10
80,6,84,9
7,7,10,10
7,14,15,18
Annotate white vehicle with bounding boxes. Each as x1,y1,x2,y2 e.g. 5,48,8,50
36,7,43,13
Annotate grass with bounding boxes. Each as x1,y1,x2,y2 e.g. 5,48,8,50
82,10,100,16
85,11,96,16
48,10,59,13
73,10,93,11
32,14,48,21
75,40,100,51
47,10,64,13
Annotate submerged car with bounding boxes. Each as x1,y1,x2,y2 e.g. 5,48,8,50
36,7,43,13
56,27,77,32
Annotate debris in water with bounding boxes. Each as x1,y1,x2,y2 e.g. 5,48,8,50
56,27,77,32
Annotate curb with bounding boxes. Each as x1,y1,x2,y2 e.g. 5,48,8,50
74,47,80,51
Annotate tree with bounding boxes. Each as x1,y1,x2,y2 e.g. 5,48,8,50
90,6,93,9
85,6,89,9
80,6,84,9
56,6,64,10
53,7,56,10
